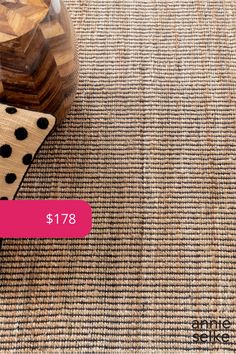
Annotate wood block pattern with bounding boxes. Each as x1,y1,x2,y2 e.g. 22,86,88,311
0,0,77,125
0,104,55,200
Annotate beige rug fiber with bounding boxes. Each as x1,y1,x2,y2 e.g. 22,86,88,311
0,0,236,353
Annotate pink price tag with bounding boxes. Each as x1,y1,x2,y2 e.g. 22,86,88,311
0,200,92,238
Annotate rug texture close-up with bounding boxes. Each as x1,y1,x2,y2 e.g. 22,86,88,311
0,0,236,353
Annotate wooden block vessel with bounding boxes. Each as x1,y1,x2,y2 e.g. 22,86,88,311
0,0,78,202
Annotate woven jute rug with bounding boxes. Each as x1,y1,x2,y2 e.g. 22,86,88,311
0,0,236,353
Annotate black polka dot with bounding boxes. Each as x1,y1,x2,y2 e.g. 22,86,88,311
37,117,49,129
5,173,16,184
22,153,32,165
0,197,8,200
0,144,12,158
6,106,17,114
15,127,28,140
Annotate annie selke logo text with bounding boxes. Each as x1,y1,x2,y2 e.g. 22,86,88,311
192,319,232,344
